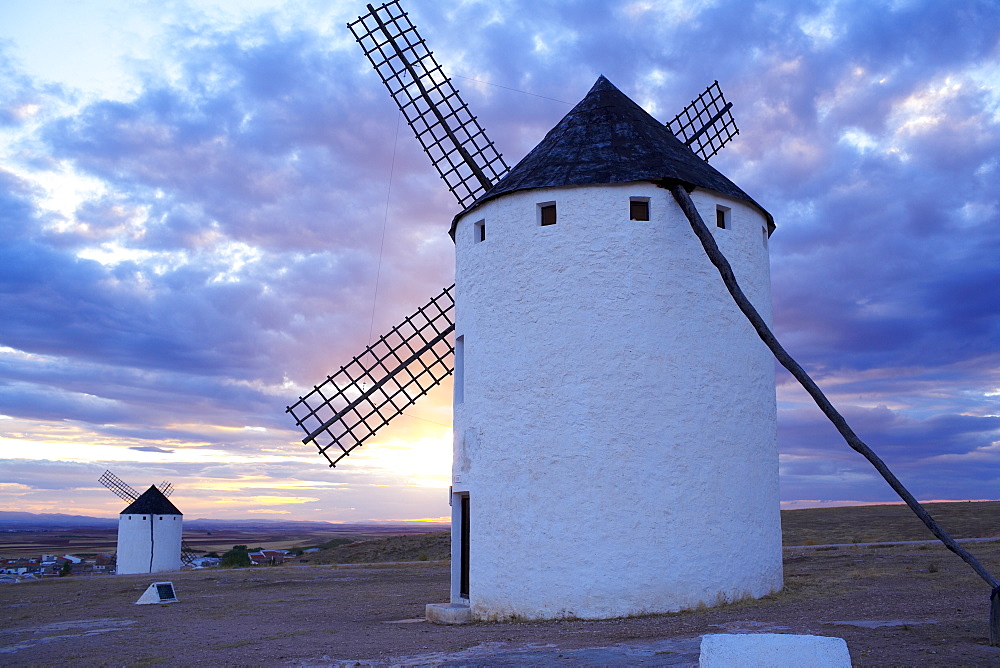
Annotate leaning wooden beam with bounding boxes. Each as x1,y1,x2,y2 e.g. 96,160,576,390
665,181,1000,646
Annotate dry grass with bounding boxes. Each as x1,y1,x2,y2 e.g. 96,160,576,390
3,541,999,666
303,531,450,564
294,501,1000,564
780,501,1000,546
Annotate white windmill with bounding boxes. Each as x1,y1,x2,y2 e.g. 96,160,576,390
288,1,780,622
99,470,188,575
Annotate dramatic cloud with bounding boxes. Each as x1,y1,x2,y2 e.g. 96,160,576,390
0,0,997,520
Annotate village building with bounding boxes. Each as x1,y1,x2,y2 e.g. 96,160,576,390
248,549,295,566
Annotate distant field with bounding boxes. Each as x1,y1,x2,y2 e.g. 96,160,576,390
780,500,1000,546
300,501,1000,563
0,523,448,559
2,501,997,559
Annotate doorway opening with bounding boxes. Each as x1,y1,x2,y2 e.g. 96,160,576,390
459,493,470,599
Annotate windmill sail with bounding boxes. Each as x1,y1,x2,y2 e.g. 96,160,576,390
286,284,455,467
99,470,176,501
668,80,739,162
99,470,140,502
349,1,509,207
290,5,746,470
180,541,199,565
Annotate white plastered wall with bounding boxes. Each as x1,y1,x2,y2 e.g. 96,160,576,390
451,181,781,620
116,513,183,574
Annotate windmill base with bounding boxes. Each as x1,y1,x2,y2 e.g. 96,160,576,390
425,602,471,625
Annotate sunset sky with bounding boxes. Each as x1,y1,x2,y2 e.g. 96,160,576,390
0,0,997,523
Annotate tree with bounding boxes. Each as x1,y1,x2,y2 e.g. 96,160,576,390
220,545,251,568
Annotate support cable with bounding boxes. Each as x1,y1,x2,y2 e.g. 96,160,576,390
451,75,571,105
368,110,403,346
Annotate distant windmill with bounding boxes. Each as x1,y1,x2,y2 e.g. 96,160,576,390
99,470,193,574
288,0,775,623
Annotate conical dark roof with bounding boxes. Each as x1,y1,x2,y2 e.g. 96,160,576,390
451,76,772,237
121,485,182,515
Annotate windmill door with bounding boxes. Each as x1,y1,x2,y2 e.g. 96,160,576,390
460,494,470,599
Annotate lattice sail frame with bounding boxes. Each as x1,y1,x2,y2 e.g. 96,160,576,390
668,80,740,162
99,470,176,501
286,284,455,467
349,1,509,208
289,8,744,469
99,470,140,502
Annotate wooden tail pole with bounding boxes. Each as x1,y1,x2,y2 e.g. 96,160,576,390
666,182,1000,646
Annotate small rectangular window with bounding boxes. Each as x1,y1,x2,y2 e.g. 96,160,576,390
539,202,557,226
474,220,485,243
716,205,730,229
762,227,768,247
629,198,649,221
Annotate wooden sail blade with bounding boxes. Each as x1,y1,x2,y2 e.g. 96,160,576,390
286,284,455,468
348,1,509,207
668,81,739,162
180,540,199,565
98,470,139,502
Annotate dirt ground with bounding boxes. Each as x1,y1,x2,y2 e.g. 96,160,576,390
2,540,999,667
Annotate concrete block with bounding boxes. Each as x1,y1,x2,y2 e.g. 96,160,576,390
700,633,850,667
425,602,471,625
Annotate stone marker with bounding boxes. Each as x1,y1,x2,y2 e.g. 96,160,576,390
700,633,850,667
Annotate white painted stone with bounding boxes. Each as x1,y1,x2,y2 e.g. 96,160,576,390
451,181,781,621
116,513,183,575
699,633,851,667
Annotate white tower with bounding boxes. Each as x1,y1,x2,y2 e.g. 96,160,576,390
447,77,781,621
115,485,183,575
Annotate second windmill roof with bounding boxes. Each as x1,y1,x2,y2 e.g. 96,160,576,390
121,485,183,515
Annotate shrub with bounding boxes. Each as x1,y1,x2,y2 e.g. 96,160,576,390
320,538,355,550
220,545,251,568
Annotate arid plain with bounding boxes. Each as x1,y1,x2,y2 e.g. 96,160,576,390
2,502,999,666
